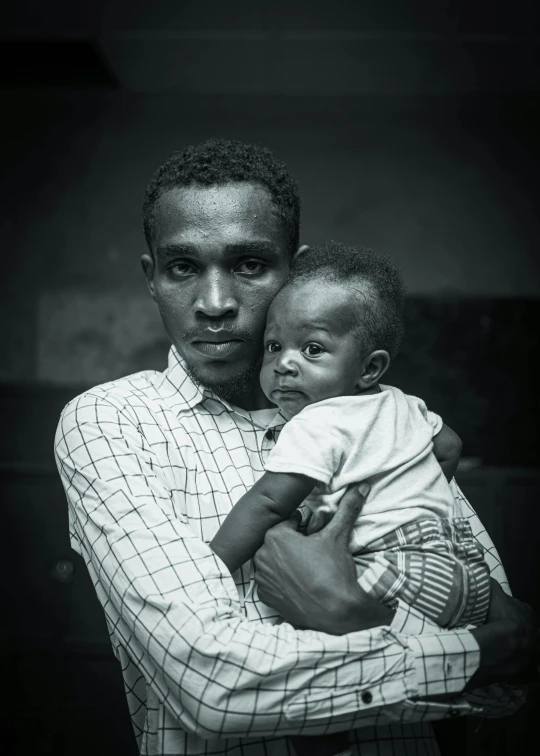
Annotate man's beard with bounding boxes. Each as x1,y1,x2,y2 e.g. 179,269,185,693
182,350,264,403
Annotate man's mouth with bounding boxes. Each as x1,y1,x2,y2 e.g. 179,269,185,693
191,332,245,358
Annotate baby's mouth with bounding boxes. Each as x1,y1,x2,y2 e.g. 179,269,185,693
271,387,306,398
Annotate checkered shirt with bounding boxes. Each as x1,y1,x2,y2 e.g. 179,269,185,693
55,346,524,756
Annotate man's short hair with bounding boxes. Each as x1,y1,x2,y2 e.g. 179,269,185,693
290,241,406,358
143,138,300,254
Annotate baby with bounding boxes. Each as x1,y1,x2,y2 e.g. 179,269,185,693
211,242,490,756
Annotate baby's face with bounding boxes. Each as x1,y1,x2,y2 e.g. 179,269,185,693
260,279,363,419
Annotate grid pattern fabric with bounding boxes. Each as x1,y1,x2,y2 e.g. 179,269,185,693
55,347,524,756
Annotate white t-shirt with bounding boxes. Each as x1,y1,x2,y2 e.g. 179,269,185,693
265,385,454,551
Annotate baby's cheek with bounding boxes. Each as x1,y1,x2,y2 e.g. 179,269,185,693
259,361,273,394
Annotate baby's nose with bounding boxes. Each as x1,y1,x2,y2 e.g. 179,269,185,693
274,351,299,374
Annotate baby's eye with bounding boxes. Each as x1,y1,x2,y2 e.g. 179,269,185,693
265,341,281,354
303,343,325,357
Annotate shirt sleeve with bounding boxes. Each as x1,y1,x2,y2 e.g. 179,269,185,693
426,410,444,436
402,390,444,436
447,480,527,717
265,408,343,483
389,481,526,720
450,480,510,591
55,391,488,740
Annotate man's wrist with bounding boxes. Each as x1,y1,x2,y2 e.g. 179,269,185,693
325,586,395,635
467,620,518,690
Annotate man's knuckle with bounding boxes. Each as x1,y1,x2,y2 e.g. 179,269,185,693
264,529,278,545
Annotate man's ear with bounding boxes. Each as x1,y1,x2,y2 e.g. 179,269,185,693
141,253,156,301
357,350,391,389
292,244,310,261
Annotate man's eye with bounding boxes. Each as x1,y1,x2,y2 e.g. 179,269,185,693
237,259,265,275
169,262,196,277
265,341,281,354
303,343,324,357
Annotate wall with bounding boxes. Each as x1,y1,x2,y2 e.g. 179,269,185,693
2,64,539,756
2,92,539,387
3,6,539,754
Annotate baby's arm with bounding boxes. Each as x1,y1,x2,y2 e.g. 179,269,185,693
433,423,463,481
210,471,316,573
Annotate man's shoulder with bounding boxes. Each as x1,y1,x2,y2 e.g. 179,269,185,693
54,366,205,463
59,369,167,424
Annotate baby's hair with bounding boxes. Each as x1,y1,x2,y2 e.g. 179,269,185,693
289,242,406,358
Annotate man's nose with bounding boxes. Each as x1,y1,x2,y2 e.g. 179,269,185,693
274,350,299,375
194,270,238,318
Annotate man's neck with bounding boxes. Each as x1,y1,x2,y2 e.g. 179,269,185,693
228,385,277,411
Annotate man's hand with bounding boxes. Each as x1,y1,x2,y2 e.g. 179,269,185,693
467,580,539,689
253,484,394,635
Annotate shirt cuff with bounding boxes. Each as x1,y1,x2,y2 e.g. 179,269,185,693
390,602,480,699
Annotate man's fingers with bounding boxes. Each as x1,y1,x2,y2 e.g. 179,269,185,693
324,483,370,544
280,513,301,531
273,511,301,532
487,578,524,623
262,512,301,546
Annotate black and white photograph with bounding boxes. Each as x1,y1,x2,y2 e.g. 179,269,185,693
2,3,539,755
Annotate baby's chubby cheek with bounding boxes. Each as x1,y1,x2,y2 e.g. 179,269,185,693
259,364,274,401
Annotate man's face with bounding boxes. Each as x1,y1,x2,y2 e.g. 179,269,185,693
259,279,363,419
142,182,292,406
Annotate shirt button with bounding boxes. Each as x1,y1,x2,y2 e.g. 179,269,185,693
361,691,373,704
265,429,274,440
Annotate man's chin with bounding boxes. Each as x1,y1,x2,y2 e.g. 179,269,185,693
181,352,263,402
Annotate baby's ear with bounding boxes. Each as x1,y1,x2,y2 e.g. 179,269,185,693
358,350,391,388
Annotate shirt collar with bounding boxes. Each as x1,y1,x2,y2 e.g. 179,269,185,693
155,346,284,427
154,346,205,410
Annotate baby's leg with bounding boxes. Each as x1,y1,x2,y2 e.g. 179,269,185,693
290,732,351,756
353,517,491,628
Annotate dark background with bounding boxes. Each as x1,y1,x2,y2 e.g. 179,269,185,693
1,2,539,754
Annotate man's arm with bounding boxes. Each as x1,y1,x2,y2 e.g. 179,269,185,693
56,392,536,739
55,391,439,739
467,580,536,690
210,471,315,573
254,485,538,702
433,423,462,481
449,480,534,715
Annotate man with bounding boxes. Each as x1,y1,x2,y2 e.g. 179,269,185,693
55,139,536,756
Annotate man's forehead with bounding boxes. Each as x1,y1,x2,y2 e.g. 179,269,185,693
152,182,286,248
156,182,276,220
